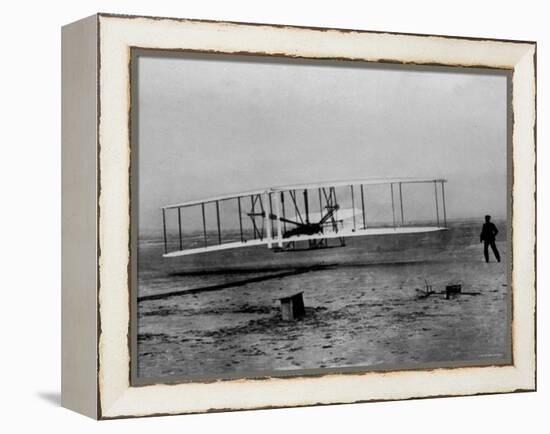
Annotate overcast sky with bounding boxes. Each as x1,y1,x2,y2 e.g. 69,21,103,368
136,53,508,235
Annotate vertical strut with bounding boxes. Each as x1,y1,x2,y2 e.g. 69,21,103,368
215,200,222,245
441,181,447,226
350,185,356,231
264,192,272,248
360,184,366,229
290,190,303,223
399,182,404,226
274,192,283,247
162,208,167,254
434,181,440,226
201,203,207,247
268,193,274,237
177,207,183,250
331,187,338,233
237,197,243,242
390,183,396,228
250,195,256,240
281,192,287,233
303,189,310,224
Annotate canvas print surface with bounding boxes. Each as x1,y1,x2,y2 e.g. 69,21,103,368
132,52,511,382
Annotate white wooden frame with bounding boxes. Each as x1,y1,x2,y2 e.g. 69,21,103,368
61,13,536,419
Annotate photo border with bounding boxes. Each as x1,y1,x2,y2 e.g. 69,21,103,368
129,50,514,386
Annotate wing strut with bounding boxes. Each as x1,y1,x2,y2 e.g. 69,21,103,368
441,181,447,226
434,180,440,226
215,200,222,245
303,189,310,224
248,194,265,240
360,184,367,229
288,190,303,224
177,207,183,250
274,192,283,247
280,192,287,233
237,197,244,242
201,203,207,247
350,185,357,231
162,208,167,254
390,183,396,228
399,182,405,225
264,192,272,248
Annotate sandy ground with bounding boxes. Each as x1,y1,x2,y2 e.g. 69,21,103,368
136,220,510,380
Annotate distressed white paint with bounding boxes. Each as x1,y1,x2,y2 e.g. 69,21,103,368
96,14,536,418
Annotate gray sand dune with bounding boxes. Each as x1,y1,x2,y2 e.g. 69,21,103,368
137,220,509,379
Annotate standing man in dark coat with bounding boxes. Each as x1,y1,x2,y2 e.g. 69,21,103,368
480,215,501,263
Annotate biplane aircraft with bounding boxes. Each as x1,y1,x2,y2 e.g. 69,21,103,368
161,178,448,258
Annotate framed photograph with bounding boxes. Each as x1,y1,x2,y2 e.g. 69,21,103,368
61,13,536,419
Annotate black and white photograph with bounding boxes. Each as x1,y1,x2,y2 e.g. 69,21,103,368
132,51,511,382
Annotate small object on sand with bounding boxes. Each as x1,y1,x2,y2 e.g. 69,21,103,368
416,280,435,299
415,288,435,299
445,284,462,299
279,292,305,321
